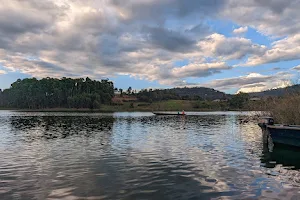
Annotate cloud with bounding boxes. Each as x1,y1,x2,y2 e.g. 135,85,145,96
221,0,300,66
185,23,212,36
127,61,233,86
0,0,264,88
0,1,228,81
233,26,248,35
143,26,196,52
0,0,299,91
244,34,300,66
293,65,300,70
171,62,231,78
253,0,294,14
222,0,300,37
197,34,266,60
202,72,293,92
0,54,75,77
0,0,65,48
111,0,226,20
0,70,7,75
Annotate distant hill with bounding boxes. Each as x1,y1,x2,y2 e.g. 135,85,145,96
136,87,229,102
249,84,300,97
137,84,300,102
167,85,300,100
168,85,300,99
169,87,228,100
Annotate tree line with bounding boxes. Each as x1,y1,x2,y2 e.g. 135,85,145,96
135,88,251,110
135,87,227,102
136,89,181,102
0,77,114,109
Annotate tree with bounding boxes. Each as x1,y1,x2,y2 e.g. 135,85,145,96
93,100,101,109
127,86,132,94
229,92,250,109
0,77,114,109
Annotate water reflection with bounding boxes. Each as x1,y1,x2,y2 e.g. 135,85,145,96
1,111,300,200
10,115,114,140
262,141,300,169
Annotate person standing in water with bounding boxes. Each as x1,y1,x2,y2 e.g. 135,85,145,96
182,110,185,115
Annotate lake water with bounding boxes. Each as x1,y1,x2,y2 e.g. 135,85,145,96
1,111,300,200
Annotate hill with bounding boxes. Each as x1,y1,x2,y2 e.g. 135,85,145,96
249,84,300,97
169,87,228,100
136,87,229,102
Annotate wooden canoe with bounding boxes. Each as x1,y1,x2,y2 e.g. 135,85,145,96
153,112,186,116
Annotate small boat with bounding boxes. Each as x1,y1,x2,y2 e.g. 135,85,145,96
266,125,300,147
258,117,300,147
153,112,186,116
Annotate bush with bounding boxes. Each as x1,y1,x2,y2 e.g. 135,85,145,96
267,94,300,125
130,103,134,108
93,100,101,109
137,103,151,107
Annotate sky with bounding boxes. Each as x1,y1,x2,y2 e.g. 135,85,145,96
0,0,300,94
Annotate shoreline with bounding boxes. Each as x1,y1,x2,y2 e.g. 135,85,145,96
0,108,114,113
0,107,260,113
0,99,264,113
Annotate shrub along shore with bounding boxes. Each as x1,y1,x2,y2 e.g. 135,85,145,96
265,94,300,125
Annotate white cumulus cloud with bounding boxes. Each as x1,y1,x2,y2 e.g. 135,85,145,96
0,70,7,75
202,72,293,92
233,26,248,34
0,0,299,92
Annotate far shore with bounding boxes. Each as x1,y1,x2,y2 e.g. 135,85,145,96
0,100,264,113
0,107,259,113
0,108,114,112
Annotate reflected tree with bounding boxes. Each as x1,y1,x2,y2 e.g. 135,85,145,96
10,115,115,140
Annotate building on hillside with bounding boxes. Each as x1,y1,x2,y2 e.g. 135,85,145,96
213,99,221,102
213,99,228,102
114,91,121,95
250,97,261,101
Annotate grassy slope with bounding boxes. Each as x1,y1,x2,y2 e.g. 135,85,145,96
101,100,229,112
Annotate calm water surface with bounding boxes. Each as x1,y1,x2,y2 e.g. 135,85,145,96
1,111,300,200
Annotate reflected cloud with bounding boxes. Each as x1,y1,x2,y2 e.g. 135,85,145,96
1,111,300,199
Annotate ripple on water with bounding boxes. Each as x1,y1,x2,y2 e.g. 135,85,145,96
1,111,300,199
